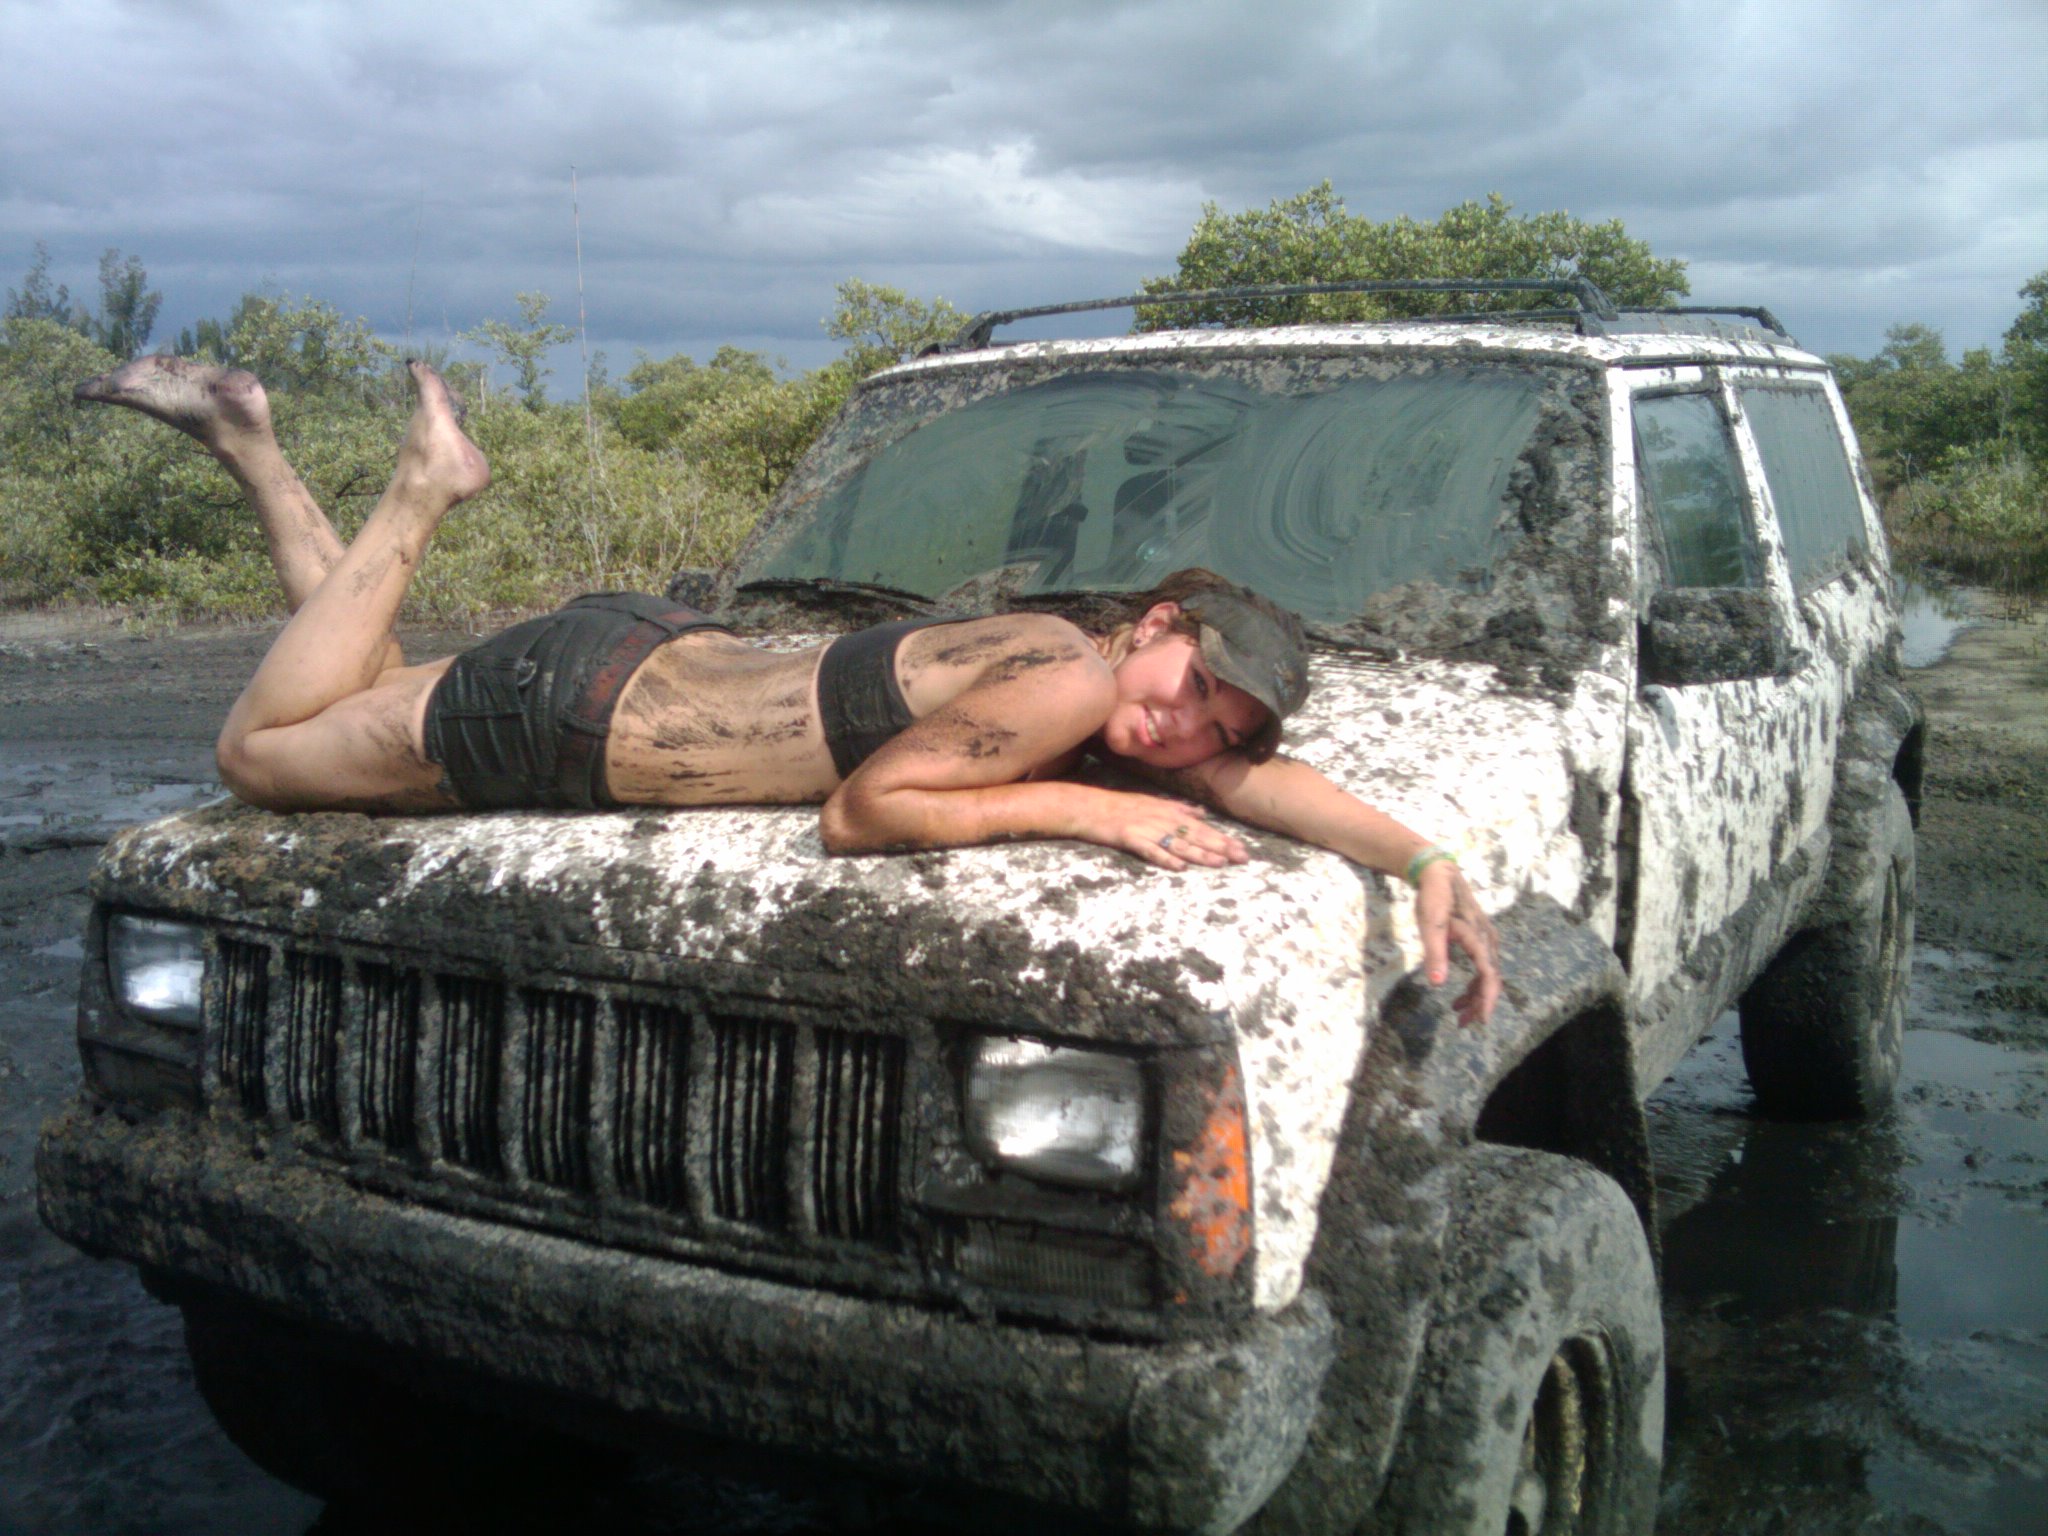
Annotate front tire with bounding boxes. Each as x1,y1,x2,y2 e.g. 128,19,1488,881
1740,779,1914,1119
1374,1147,1665,1536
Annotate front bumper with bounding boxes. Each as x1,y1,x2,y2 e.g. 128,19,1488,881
37,1102,1335,1534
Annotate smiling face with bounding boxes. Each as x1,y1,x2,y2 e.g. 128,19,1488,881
1098,607,1273,770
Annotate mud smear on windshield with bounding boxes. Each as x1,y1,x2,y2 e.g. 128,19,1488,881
730,352,1628,704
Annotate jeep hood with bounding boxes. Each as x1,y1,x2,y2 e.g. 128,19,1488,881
94,655,1627,1309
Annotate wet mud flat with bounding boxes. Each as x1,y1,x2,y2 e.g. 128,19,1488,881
3,598,2046,1534
1652,590,2048,1535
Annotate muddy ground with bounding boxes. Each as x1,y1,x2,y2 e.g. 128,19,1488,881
1,595,2044,1534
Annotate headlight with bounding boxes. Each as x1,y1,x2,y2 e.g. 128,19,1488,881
964,1037,1145,1192
107,915,205,1027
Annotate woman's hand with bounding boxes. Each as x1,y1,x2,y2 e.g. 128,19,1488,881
1130,753,1505,1023
1079,791,1250,872
1415,860,1501,1027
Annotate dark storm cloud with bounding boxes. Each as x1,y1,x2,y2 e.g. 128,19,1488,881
2,0,2043,371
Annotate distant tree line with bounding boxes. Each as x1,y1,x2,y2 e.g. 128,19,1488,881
0,254,964,619
1829,276,2048,599
3,193,2040,621
1136,185,1690,325
10,242,165,361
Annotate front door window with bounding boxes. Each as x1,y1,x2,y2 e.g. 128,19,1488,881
1634,392,1760,590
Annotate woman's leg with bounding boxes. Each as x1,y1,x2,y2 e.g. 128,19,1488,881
212,362,490,810
75,356,404,672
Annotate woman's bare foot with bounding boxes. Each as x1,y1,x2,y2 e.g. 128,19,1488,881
391,361,490,510
73,355,272,456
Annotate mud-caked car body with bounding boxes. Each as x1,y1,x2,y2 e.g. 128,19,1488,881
39,282,1922,1534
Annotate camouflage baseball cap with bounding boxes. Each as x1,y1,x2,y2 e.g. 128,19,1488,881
1179,586,1312,723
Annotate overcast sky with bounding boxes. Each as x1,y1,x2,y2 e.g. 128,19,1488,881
4,0,2044,380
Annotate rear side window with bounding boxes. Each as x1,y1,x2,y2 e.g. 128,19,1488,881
1634,393,1758,589
1738,385,1869,588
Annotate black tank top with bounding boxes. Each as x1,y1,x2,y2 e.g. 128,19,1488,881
815,618,957,778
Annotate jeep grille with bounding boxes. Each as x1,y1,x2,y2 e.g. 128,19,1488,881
208,934,910,1265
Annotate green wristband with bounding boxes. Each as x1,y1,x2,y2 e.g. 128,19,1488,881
1404,846,1457,888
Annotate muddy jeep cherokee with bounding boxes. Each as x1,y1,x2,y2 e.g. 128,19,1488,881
39,280,1921,1534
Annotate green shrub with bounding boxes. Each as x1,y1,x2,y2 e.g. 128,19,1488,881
0,308,776,622
0,272,1014,623
401,396,765,621
0,466,88,604
1883,446,2048,605
52,397,771,624
93,546,284,619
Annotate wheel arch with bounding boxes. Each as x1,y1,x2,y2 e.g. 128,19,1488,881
1473,994,1655,1252
1893,712,1926,829
1804,668,1923,932
1412,892,1655,1247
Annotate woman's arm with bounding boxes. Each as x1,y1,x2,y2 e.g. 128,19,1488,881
818,656,1248,870
1168,752,1502,1025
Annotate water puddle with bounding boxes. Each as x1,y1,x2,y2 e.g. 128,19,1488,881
1652,948,2048,1534
1899,580,1973,669
0,1231,322,1536
0,742,221,849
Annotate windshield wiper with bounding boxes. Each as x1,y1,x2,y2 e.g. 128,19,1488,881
733,576,945,616
1004,589,1405,657
1002,587,1118,609
1303,619,1403,660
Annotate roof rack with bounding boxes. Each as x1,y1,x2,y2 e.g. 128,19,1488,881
930,279,1798,352
1607,304,1793,342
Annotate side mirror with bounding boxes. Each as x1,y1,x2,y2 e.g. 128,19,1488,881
666,568,719,609
1638,588,1794,687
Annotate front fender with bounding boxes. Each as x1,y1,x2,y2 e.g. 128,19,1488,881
1249,895,1637,1534
1813,670,1924,926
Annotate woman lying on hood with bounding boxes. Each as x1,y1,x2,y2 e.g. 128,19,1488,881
75,357,1500,1023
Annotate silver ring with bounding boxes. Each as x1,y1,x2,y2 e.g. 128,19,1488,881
1158,832,1176,851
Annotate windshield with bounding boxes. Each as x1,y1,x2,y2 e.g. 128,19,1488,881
737,353,1608,645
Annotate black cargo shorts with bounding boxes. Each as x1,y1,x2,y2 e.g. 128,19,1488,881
420,592,729,810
